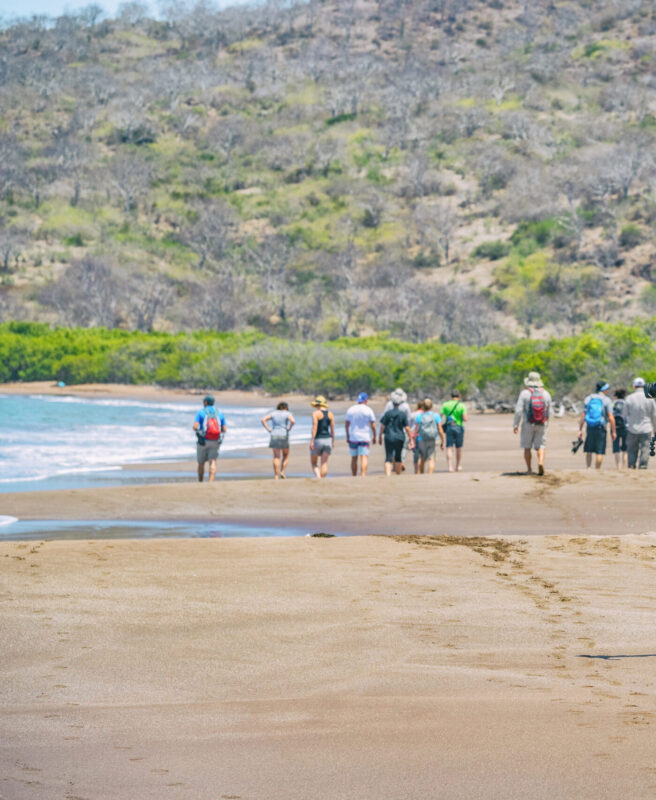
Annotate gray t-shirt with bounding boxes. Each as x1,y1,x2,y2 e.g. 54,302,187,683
624,390,656,434
269,410,292,437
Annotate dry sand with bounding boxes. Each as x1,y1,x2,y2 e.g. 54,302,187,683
2,383,656,798
2,534,656,799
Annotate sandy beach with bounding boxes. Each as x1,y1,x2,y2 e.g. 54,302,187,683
2,383,656,798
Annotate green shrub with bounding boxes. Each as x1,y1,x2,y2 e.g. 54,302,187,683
619,224,642,249
472,240,511,261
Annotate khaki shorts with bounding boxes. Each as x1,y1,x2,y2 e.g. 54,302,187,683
197,440,220,464
520,423,547,450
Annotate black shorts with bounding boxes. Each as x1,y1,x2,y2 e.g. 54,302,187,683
445,425,464,448
612,428,627,454
584,426,607,455
384,439,404,463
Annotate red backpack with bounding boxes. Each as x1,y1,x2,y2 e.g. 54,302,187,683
203,410,221,440
527,389,547,425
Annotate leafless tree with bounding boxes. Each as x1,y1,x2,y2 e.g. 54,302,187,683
180,200,237,271
105,153,152,213
40,257,123,328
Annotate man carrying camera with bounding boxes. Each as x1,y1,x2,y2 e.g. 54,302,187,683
578,381,616,469
624,377,656,470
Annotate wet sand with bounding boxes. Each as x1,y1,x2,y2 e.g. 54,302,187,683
3,383,656,798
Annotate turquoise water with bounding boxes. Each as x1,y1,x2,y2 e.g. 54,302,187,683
0,393,315,492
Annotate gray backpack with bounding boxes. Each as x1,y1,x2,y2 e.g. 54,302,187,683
419,412,438,441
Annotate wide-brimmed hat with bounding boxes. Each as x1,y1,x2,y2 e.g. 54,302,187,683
524,371,543,388
390,388,407,405
311,395,328,408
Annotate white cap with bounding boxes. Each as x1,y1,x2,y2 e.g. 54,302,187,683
634,377,645,387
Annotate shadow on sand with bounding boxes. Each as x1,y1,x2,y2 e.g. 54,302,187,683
578,654,656,661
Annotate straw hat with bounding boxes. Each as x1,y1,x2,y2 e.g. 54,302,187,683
311,395,328,408
524,371,544,388
390,388,407,404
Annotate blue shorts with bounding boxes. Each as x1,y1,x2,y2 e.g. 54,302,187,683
349,441,370,457
446,425,464,448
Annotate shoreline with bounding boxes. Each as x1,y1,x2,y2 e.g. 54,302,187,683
0,381,365,411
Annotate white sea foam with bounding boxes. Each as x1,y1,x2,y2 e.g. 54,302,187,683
0,393,313,488
0,516,18,526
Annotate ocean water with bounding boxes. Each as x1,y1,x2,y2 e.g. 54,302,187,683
0,393,314,493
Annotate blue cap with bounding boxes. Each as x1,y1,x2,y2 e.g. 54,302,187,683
357,392,368,403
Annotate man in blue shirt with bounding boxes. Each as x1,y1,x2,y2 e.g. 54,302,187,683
193,395,227,482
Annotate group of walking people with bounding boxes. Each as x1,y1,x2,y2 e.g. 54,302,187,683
277,388,468,480
192,371,656,482
513,371,656,473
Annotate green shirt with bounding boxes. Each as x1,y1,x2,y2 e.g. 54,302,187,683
441,400,466,427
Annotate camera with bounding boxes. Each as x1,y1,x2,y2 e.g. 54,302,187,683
644,383,656,399
571,438,583,454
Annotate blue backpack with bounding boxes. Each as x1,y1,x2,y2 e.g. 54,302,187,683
585,396,605,428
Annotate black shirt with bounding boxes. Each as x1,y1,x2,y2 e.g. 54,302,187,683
380,408,409,442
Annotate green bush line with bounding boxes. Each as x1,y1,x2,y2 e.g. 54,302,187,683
1,321,655,399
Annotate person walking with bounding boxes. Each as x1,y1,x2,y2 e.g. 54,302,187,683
345,392,376,477
379,394,413,476
441,389,468,472
383,388,412,469
611,389,628,470
261,401,295,480
513,371,552,475
410,400,425,474
412,398,444,475
624,378,656,470
193,395,226,482
309,396,335,479
577,380,616,469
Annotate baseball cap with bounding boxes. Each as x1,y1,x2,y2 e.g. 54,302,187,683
203,395,215,405
596,381,610,393
357,392,368,403
634,377,645,387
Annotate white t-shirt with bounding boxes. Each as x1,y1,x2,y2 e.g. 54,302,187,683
345,403,376,443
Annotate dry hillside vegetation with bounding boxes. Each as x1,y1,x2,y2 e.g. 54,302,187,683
2,0,656,343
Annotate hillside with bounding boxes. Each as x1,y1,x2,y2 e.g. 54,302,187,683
1,0,656,345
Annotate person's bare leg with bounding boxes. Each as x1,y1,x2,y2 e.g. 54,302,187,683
524,448,533,473
394,460,403,475
361,455,369,476
537,447,545,475
621,451,627,469
281,448,290,478
385,461,393,476
320,453,329,478
419,459,425,474
351,456,358,476
614,452,621,470
311,454,321,479
272,449,281,479
455,447,463,471
596,454,603,469
427,457,435,475
208,458,217,482
197,462,204,482
585,452,592,468
446,447,454,473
